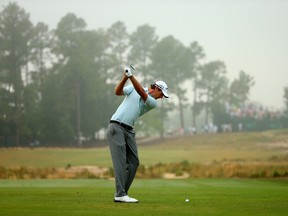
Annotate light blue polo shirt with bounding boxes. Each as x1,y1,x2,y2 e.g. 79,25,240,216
111,85,157,126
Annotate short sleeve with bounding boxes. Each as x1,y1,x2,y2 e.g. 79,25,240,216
123,85,134,95
145,95,157,109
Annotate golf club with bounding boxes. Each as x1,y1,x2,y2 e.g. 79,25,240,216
129,64,135,70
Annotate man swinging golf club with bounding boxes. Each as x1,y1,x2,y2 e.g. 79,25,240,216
106,65,169,203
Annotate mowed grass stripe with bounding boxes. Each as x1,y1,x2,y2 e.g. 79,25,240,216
0,179,288,216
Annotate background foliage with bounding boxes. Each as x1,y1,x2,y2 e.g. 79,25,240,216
0,2,287,147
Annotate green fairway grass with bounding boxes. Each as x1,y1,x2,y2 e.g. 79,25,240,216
0,179,287,216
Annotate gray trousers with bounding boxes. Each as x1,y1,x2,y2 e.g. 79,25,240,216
106,123,139,197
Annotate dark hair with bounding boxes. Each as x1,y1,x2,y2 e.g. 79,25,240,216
150,83,156,89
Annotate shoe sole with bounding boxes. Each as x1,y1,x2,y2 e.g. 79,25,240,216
114,199,139,203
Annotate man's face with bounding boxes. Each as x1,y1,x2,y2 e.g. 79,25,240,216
154,88,164,99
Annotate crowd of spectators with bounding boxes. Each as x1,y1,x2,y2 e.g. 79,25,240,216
223,102,286,132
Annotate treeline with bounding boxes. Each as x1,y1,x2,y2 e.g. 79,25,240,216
0,2,287,147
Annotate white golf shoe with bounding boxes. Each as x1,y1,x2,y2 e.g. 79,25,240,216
114,195,139,203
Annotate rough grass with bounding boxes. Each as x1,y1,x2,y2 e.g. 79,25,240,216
0,129,287,179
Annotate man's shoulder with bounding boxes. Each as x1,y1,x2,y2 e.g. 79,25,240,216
146,95,157,108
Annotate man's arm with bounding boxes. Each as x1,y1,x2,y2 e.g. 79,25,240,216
129,75,148,102
117,67,148,101
115,74,129,95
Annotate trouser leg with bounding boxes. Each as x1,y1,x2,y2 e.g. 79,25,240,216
106,123,139,197
125,129,139,193
107,123,126,197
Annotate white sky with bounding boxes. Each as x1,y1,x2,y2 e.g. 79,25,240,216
1,0,288,109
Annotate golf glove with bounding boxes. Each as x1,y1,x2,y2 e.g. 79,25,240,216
125,67,133,77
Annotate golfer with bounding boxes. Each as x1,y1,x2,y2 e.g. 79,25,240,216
107,66,169,203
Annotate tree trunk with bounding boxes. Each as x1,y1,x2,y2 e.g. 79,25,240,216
76,74,82,147
192,82,197,128
178,95,185,133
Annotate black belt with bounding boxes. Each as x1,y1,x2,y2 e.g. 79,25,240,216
110,120,133,130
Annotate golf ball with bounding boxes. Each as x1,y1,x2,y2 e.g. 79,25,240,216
185,198,189,202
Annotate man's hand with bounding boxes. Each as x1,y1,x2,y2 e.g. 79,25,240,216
125,67,133,77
